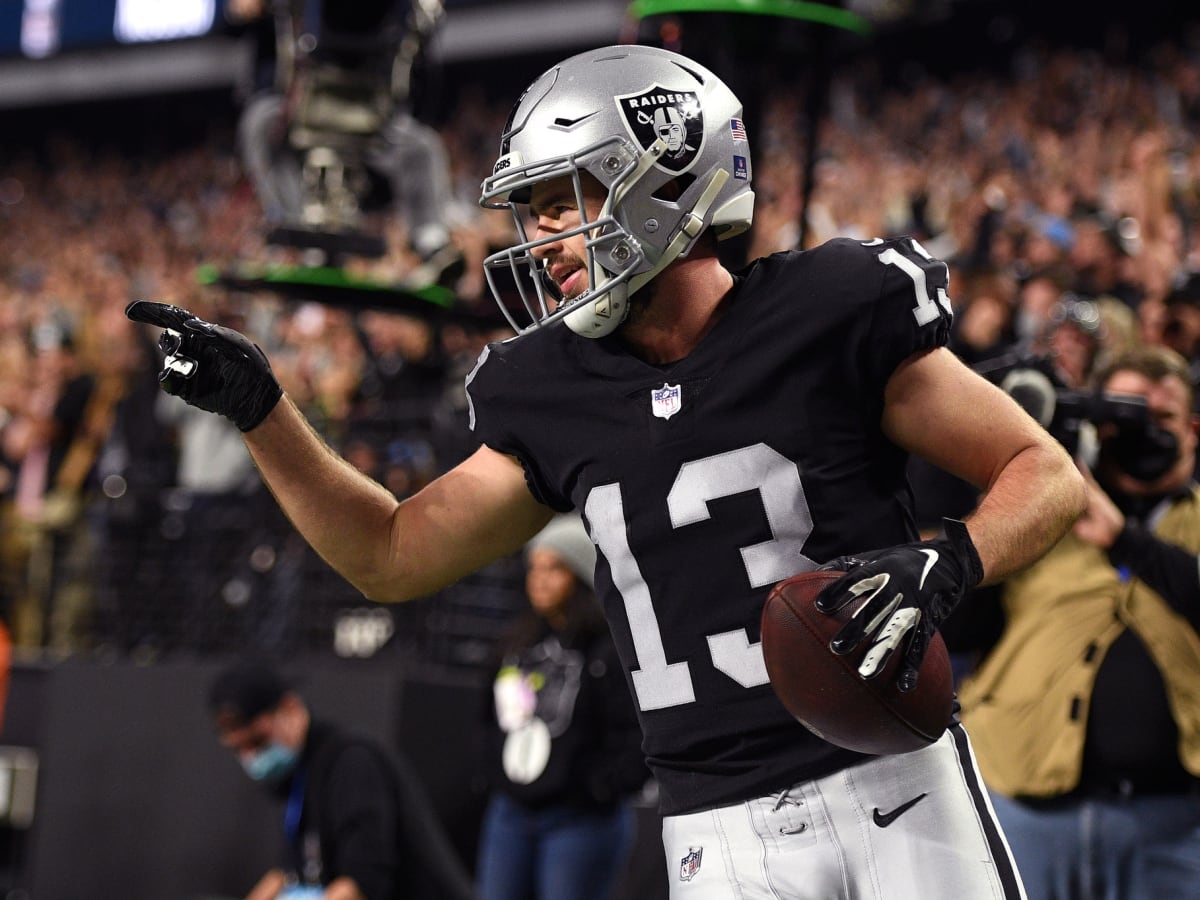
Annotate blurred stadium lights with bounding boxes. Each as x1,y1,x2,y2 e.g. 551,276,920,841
0,0,1183,110
427,0,628,62
0,0,630,110
0,38,252,108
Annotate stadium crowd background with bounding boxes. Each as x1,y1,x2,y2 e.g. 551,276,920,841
0,1,1199,897
4,5,1200,673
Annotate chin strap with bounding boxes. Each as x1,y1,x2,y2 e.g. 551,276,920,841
567,165,731,338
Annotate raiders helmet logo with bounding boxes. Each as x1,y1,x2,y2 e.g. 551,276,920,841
616,85,704,173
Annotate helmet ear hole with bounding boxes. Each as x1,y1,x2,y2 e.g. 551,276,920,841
651,175,694,203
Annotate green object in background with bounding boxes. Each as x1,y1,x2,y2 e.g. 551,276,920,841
196,262,456,309
193,262,508,328
627,0,872,33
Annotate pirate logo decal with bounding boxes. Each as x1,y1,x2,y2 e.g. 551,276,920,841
617,85,704,173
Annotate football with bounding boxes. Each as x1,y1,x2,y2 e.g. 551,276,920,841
760,569,955,755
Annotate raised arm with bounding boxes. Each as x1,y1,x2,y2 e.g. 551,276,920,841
126,301,554,604
246,398,552,601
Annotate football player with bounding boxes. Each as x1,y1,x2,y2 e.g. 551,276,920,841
128,45,1085,899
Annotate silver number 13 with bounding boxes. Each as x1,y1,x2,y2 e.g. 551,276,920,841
585,443,815,711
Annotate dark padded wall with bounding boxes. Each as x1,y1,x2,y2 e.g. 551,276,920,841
5,660,433,899
0,660,667,900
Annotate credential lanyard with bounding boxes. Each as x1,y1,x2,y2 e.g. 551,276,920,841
284,766,307,846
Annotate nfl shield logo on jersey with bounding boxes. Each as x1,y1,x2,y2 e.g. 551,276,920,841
651,383,682,420
679,846,703,882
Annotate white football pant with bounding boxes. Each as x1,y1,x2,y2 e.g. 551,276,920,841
662,724,1026,899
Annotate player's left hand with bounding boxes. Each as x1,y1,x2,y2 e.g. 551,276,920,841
814,518,983,692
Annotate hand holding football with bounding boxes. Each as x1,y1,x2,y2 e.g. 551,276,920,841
760,569,955,755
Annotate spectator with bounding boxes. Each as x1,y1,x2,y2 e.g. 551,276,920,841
949,268,1019,366
1012,268,1076,349
351,311,446,440
1094,296,1143,372
89,310,180,655
476,514,647,900
207,658,477,900
1035,294,1106,389
1159,272,1200,397
5,321,97,650
156,357,262,655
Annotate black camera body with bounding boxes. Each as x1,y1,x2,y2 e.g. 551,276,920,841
976,351,1178,482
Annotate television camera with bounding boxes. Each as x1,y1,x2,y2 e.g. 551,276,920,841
256,0,447,263
976,351,1178,483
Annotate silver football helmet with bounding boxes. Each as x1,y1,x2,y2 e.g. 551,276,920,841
479,44,755,338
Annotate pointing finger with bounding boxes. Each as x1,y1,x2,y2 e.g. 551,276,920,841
125,300,199,331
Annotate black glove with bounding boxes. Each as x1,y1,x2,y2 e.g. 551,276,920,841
813,518,983,692
125,300,282,432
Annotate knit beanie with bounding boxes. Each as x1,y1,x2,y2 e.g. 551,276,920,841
525,514,597,589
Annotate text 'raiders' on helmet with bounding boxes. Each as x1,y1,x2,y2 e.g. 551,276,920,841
478,44,756,339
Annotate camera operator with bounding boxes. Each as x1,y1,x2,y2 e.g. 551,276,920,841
968,296,1105,463
958,344,1200,899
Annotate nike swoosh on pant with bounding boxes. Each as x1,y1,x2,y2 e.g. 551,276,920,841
872,792,928,827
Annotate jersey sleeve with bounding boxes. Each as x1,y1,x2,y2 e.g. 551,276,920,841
858,236,954,387
464,340,573,511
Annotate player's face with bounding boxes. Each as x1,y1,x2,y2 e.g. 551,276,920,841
528,174,608,303
525,547,578,621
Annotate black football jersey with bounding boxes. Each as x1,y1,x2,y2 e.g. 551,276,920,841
466,237,955,815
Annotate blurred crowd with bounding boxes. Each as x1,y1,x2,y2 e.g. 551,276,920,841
3,27,1200,664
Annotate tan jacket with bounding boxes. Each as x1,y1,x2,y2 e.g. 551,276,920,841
959,486,1200,797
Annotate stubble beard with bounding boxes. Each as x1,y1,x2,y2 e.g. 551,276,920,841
619,278,657,331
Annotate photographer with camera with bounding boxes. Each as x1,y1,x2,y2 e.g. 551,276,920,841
958,344,1200,899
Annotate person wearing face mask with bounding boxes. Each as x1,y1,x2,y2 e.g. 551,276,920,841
958,344,1200,899
207,660,477,900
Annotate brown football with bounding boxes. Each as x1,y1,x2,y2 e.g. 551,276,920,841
761,569,954,755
